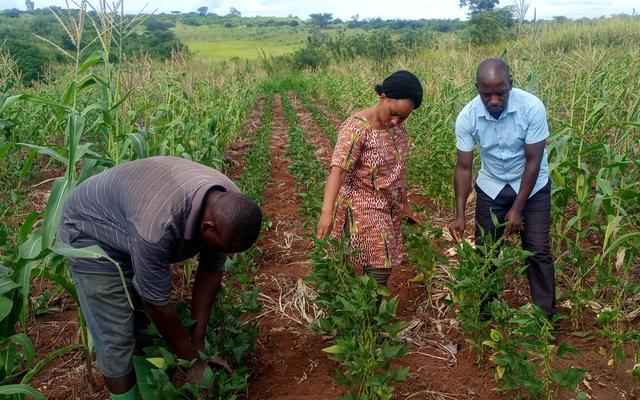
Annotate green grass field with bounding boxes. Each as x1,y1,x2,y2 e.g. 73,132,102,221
174,23,307,60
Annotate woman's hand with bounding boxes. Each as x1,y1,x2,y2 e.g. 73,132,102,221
317,210,334,239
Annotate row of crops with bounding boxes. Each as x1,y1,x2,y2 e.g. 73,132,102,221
295,37,639,398
0,6,639,400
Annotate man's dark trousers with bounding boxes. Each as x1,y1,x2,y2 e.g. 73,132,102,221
474,180,556,318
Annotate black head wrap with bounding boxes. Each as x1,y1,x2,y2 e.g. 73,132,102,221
374,70,423,109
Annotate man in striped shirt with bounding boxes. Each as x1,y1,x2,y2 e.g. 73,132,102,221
57,156,262,399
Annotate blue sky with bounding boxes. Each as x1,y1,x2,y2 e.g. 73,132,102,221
1,0,637,20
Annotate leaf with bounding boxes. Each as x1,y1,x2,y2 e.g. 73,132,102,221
78,50,102,74
41,178,75,249
0,295,13,322
556,341,579,358
21,343,81,384
147,357,166,369
0,333,35,367
0,277,19,296
322,344,346,354
597,177,613,196
1,93,69,113
482,340,497,349
65,113,85,179
393,366,410,381
51,243,133,308
18,143,67,165
18,229,43,260
0,384,45,400
496,365,505,379
18,211,41,244
124,132,149,159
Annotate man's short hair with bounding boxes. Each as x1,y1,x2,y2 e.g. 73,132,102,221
476,58,512,84
212,192,262,249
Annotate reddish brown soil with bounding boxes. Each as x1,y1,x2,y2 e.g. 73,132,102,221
247,95,345,399
22,95,639,400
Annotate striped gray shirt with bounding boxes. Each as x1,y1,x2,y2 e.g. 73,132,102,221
57,156,240,305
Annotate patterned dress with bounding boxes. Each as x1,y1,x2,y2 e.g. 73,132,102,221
330,115,408,270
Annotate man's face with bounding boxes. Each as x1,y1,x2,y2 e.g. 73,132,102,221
476,75,511,118
200,224,247,255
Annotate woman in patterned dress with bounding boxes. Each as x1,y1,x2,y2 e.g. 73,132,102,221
316,70,423,287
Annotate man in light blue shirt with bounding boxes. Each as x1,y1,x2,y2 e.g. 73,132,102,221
448,58,556,320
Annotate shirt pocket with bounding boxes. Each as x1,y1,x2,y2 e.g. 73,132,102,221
504,119,527,149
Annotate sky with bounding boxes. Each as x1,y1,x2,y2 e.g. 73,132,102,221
1,0,637,21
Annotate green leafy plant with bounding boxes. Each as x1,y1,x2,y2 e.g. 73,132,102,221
485,302,586,400
308,239,409,400
447,226,532,357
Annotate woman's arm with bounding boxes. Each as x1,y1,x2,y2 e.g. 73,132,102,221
317,166,347,238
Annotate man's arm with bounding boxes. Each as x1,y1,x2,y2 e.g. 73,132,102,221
144,301,206,380
449,150,474,243
190,268,223,350
504,140,545,237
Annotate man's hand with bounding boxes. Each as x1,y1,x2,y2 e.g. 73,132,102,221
316,210,333,239
504,207,523,237
448,216,465,243
184,360,206,385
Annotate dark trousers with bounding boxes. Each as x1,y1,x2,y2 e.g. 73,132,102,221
474,180,556,318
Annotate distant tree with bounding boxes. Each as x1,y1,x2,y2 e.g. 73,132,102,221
5,39,48,84
25,0,34,11
4,9,21,17
145,20,174,31
309,13,333,28
466,7,515,44
228,7,241,17
552,15,569,23
459,0,500,12
171,11,181,15
197,6,208,16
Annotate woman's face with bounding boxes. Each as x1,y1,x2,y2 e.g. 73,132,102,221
379,96,414,128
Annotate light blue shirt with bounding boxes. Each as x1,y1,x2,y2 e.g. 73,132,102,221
455,87,550,200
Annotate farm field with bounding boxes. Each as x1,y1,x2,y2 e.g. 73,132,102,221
174,24,307,60
0,5,639,400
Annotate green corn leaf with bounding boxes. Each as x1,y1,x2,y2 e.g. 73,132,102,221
41,178,75,250
0,384,45,400
0,294,13,322
597,177,613,196
18,143,67,165
0,333,35,366
18,229,43,260
78,50,102,74
65,114,85,180
21,343,82,384
51,243,133,309
1,93,69,113
33,267,79,306
18,260,40,326
81,102,109,116
124,132,149,159
18,212,41,244
0,276,20,296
